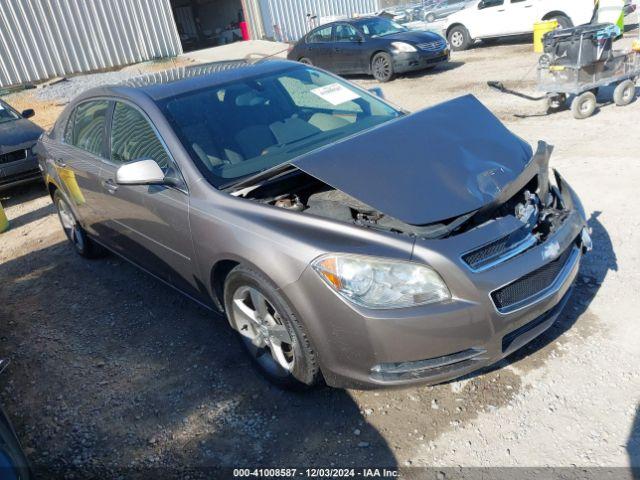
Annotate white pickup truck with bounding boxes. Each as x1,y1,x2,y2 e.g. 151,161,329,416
444,0,595,50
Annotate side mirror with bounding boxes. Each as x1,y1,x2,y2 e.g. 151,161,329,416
368,87,385,99
21,109,35,119
116,159,165,186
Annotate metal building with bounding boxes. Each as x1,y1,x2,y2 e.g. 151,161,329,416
255,0,379,42
0,0,383,88
0,0,182,88
173,0,380,46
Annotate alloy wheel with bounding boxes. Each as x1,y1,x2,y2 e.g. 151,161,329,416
373,56,391,81
450,31,464,48
57,197,85,251
232,286,295,377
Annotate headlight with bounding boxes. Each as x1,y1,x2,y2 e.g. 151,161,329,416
390,42,417,53
312,254,451,309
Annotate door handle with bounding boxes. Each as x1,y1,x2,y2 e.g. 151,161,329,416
102,179,118,194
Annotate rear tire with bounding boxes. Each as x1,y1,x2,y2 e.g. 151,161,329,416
426,13,436,23
371,52,395,83
448,25,471,51
613,79,636,106
299,57,313,66
549,15,572,30
53,190,106,259
571,92,597,119
224,265,322,390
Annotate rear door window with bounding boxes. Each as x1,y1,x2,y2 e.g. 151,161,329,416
69,100,110,157
307,26,333,43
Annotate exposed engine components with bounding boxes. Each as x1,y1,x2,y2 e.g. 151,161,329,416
273,194,304,212
514,191,541,229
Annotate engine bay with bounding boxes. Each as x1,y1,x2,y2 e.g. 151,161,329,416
238,167,570,243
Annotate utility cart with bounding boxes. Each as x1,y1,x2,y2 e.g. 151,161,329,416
490,23,640,119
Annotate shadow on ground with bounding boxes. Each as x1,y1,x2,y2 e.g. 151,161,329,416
343,61,464,84
0,182,47,207
0,236,396,477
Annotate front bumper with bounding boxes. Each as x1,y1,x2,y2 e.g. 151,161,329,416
392,49,450,73
282,175,589,389
0,148,40,191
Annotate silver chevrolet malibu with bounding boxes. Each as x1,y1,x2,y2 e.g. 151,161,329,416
36,60,591,389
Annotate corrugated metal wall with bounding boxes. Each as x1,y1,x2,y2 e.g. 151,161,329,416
257,0,380,42
0,0,183,88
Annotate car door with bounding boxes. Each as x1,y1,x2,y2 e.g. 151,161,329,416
472,0,511,38
56,99,111,239
97,100,200,298
305,25,335,70
508,0,538,33
331,23,367,74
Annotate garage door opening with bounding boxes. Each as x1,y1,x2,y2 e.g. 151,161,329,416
171,0,249,52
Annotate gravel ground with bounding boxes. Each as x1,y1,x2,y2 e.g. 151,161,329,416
1,30,639,478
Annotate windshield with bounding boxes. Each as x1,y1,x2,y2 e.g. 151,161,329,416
0,101,20,124
358,17,407,37
160,65,401,188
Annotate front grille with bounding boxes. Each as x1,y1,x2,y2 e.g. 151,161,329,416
417,39,447,52
501,288,572,352
0,149,27,165
463,227,533,271
491,246,574,311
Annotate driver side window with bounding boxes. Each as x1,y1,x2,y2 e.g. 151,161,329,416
110,102,171,169
480,0,504,8
307,26,332,43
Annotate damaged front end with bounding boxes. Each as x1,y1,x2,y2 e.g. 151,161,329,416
235,141,588,270
458,141,591,272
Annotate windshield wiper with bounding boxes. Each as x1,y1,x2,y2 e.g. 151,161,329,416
222,163,299,195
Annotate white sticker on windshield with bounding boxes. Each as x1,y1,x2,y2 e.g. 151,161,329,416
311,83,360,106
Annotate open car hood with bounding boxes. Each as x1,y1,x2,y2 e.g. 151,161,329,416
290,95,533,225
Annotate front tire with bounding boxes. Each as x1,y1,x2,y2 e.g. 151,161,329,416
448,25,471,51
53,190,106,259
224,266,321,389
426,13,436,23
371,52,395,82
299,57,313,66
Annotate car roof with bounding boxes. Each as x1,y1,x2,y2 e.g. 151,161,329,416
75,59,301,104
309,16,382,31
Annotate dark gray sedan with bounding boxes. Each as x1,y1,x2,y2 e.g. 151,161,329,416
37,60,590,390
0,100,42,191
287,17,449,82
